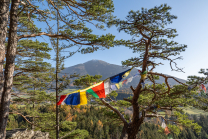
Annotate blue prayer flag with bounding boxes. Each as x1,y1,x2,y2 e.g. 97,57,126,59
110,69,131,83
64,93,80,105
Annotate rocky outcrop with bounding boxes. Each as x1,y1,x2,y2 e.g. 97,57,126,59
6,128,49,139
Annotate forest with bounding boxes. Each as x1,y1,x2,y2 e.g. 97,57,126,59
6,104,208,139
1,0,208,139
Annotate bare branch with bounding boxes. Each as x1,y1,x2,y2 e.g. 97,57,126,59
123,98,132,103
130,86,135,92
100,98,128,125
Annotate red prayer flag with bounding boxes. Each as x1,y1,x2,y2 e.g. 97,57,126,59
164,127,170,135
122,79,127,85
201,84,206,92
57,95,67,105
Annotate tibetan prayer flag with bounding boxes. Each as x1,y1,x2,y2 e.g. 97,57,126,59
79,91,88,105
201,84,206,92
119,82,123,88
57,90,87,106
161,120,166,129
122,79,127,85
164,127,170,135
86,79,110,98
57,95,67,105
110,68,132,83
65,92,80,105
133,73,139,77
115,83,120,89
111,85,117,90
141,82,145,89
141,71,147,75
141,74,147,80
126,76,133,84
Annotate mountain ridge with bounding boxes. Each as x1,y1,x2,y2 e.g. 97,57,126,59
58,60,187,89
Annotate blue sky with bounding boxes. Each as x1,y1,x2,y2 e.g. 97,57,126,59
32,0,208,80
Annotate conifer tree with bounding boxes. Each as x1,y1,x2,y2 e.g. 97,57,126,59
10,39,56,130
92,4,202,139
0,0,116,138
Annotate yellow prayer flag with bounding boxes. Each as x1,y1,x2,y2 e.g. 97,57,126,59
79,90,88,105
115,83,120,89
122,70,130,78
141,74,147,80
122,68,133,78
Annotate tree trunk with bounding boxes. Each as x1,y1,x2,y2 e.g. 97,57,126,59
0,0,19,138
120,119,144,139
32,102,35,130
0,0,10,104
120,125,128,139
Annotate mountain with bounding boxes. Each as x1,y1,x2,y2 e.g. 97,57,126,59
59,59,187,89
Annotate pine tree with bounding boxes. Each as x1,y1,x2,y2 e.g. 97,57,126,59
10,39,56,131
92,4,202,139
0,0,116,138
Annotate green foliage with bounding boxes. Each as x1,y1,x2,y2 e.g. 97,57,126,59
73,74,102,88
108,90,118,99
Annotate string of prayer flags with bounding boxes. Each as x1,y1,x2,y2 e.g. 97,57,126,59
110,68,132,83
57,90,87,106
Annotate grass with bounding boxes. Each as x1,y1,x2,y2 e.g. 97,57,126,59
181,106,208,115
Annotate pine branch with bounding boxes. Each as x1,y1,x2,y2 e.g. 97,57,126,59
18,32,97,46
9,111,55,131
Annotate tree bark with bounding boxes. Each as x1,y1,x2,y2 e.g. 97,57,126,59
120,125,128,139
0,0,10,104
0,0,19,138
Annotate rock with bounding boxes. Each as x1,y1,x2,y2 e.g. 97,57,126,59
6,128,49,139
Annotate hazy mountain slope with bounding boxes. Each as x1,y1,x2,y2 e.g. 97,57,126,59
60,59,187,89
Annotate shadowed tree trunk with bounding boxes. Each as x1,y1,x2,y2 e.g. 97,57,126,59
0,0,20,138
0,0,10,103
120,125,128,139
